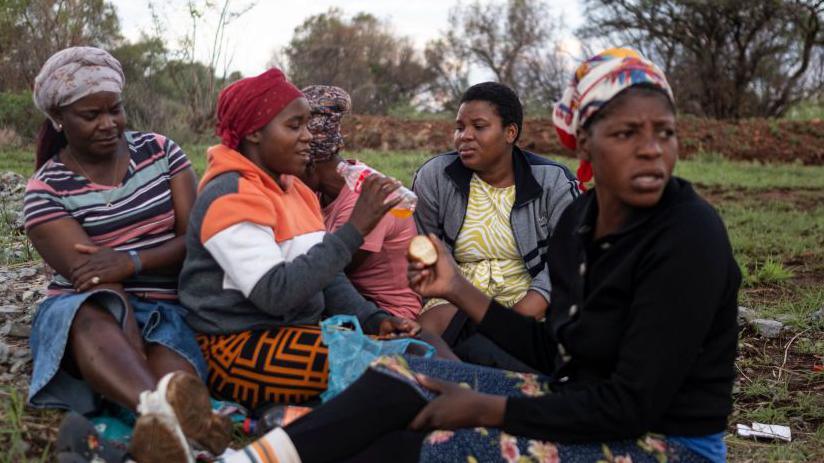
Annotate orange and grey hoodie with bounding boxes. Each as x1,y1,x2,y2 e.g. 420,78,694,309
179,145,389,334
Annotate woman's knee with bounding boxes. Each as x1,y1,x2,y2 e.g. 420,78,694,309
418,304,458,335
145,342,197,375
71,300,119,336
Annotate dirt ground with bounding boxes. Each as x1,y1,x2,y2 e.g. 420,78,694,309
341,115,824,165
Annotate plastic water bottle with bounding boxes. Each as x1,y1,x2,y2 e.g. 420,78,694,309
336,161,417,218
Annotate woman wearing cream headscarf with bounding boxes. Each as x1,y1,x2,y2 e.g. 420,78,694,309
25,47,229,462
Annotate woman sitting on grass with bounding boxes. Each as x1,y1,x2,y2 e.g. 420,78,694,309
413,82,578,368
25,47,230,461
178,69,420,414
298,85,423,321
217,47,740,463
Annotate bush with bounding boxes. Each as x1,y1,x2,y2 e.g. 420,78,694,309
0,91,42,142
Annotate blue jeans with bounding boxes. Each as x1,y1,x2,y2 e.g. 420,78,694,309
28,290,207,414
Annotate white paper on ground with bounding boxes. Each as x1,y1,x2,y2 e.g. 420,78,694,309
736,422,792,442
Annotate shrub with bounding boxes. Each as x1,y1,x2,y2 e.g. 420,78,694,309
0,91,42,142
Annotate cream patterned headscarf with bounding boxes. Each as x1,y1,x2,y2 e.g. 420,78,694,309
33,46,125,129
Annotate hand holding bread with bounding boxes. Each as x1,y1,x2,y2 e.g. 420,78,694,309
406,234,462,299
407,235,438,265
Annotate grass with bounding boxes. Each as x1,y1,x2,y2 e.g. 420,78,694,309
676,152,824,189
0,147,34,176
746,258,796,285
0,146,823,461
785,102,824,121
0,387,31,461
0,387,51,462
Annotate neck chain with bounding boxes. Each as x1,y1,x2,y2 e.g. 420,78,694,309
66,148,123,208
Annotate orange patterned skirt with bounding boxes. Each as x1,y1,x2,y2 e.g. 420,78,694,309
197,325,329,411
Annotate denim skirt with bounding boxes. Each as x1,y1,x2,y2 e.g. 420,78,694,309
28,289,207,414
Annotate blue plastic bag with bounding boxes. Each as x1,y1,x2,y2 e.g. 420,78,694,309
320,315,436,401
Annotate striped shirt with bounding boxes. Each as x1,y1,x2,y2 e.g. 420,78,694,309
24,131,191,299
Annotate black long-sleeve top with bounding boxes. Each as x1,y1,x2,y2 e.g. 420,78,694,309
478,177,740,443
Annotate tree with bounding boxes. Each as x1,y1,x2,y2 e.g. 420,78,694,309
580,0,824,118
150,0,252,134
425,0,567,112
111,36,187,135
0,0,121,91
424,38,471,112
281,9,435,114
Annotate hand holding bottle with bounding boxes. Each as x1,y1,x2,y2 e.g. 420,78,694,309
348,174,403,236
337,161,418,218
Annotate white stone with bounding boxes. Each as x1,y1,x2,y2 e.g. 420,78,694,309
0,305,20,314
17,267,37,278
738,306,757,325
751,319,784,338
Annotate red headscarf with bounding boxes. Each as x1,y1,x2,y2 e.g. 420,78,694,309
215,68,304,149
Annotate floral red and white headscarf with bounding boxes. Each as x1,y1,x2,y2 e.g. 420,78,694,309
553,48,674,190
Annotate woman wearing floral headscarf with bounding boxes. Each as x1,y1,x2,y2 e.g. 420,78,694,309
25,47,230,462
213,48,738,463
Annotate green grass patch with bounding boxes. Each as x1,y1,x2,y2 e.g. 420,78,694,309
676,153,824,189
786,101,824,121
0,147,35,176
0,387,51,462
713,193,822,281
740,285,824,328
745,258,795,286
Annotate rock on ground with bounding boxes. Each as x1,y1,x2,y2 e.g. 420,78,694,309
751,318,784,339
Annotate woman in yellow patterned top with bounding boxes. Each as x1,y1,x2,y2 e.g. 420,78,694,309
424,174,533,310
412,82,579,368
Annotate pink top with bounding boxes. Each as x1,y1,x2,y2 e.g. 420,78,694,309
323,168,422,320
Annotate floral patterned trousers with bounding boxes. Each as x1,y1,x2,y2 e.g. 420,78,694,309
371,356,709,463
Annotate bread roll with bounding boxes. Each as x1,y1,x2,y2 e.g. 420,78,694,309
408,235,438,265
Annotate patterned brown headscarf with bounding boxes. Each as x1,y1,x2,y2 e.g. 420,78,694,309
302,85,352,162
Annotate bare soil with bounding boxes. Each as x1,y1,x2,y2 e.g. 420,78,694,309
341,115,824,165
698,186,824,212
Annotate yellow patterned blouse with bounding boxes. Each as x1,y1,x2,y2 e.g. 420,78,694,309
423,174,532,311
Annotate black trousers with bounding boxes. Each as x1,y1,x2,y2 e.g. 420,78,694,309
285,368,428,463
444,311,538,374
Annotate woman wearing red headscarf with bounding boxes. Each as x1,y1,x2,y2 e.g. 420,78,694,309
178,69,420,413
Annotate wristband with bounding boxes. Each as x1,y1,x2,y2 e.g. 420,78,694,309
128,250,142,276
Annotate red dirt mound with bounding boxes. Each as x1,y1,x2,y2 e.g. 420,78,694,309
341,115,824,165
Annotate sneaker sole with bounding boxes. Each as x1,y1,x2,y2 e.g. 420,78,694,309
164,372,233,455
130,413,193,463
